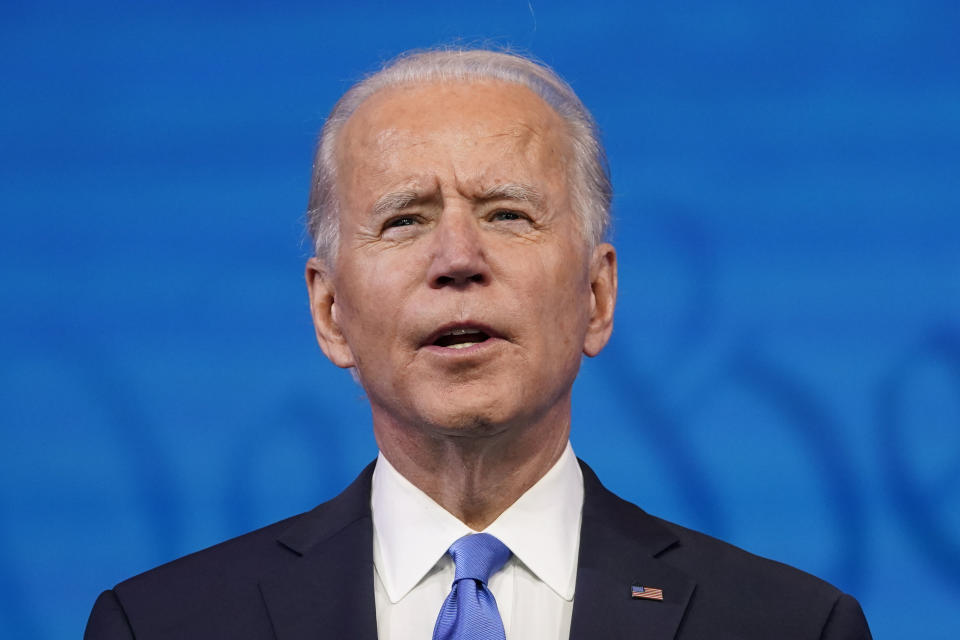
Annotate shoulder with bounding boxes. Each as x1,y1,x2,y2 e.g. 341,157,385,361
657,519,870,638
85,514,307,640
578,460,871,639
658,515,835,593
98,512,306,639
654,514,840,599
115,511,303,602
88,462,376,639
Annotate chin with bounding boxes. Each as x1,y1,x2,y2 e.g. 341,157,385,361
417,409,498,435
416,397,520,438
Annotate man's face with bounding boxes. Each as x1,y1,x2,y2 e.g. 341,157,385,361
308,80,615,438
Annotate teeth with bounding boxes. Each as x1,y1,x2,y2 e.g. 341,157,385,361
432,326,489,349
446,328,481,336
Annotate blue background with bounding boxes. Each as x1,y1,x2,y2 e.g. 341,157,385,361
2,1,958,637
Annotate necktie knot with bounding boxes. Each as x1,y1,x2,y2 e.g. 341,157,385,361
433,533,511,640
448,533,512,585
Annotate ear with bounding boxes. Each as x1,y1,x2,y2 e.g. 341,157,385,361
583,242,617,357
305,257,356,368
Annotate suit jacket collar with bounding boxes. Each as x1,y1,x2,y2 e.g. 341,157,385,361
259,458,694,640
259,461,378,640
569,461,696,640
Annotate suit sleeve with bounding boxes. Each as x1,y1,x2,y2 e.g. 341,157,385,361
819,592,872,640
84,590,135,640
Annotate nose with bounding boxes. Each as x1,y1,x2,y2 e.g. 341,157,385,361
426,209,490,289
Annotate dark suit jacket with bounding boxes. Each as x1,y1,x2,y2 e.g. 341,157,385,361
85,460,871,639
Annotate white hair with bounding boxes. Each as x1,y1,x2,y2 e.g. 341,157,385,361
305,48,612,262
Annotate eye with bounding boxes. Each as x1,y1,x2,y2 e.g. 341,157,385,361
384,215,419,229
490,209,527,222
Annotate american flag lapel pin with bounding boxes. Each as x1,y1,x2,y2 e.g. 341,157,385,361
631,583,664,601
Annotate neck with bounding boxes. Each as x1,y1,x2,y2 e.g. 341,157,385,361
372,403,571,530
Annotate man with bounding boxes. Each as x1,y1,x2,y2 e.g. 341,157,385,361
85,49,872,639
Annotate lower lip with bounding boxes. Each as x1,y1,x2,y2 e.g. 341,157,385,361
421,337,505,356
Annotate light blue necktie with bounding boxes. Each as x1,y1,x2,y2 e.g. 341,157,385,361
432,533,512,640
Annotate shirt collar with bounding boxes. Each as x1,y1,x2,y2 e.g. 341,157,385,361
371,442,583,603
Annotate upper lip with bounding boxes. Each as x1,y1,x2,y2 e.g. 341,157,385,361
421,322,504,347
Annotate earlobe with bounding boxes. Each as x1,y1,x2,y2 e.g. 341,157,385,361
582,243,617,357
305,258,356,368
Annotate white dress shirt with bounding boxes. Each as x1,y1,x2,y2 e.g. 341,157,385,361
371,442,584,640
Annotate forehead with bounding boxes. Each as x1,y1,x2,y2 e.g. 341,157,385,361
334,80,572,198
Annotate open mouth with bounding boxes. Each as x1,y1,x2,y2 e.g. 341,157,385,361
431,327,492,350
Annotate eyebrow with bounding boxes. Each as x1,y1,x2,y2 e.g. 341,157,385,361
370,182,545,219
476,183,544,208
372,190,423,219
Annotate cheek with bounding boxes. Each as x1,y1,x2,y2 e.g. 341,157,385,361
524,251,591,349
334,268,385,345
549,250,590,315
336,254,422,345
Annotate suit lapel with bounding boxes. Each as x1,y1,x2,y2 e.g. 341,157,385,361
569,461,696,640
259,462,379,640
255,459,694,640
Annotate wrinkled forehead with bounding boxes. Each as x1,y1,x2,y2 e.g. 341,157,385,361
334,80,574,183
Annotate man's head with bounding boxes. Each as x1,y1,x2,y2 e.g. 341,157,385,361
306,49,612,264
305,49,616,451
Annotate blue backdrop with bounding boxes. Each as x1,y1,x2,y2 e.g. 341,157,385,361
2,1,958,638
